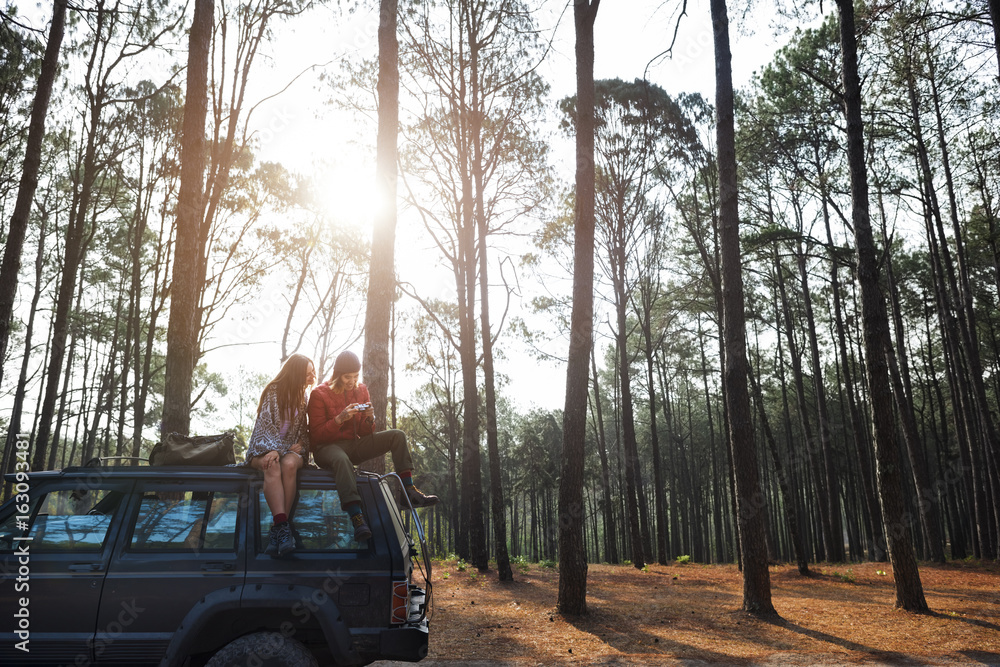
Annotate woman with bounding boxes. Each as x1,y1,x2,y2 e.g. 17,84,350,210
309,350,438,541
246,353,315,556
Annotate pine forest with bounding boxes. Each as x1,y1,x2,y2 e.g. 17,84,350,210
1,0,999,615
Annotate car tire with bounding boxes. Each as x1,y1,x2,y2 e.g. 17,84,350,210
205,631,319,667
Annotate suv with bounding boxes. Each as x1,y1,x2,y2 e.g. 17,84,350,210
0,462,430,666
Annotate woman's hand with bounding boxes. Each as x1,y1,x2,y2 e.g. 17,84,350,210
261,451,280,470
336,406,353,424
338,402,369,424
290,442,305,456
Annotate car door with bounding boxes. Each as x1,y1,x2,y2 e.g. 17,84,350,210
0,477,132,666
245,474,391,630
95,477,246,664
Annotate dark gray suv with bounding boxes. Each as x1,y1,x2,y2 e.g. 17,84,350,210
0,463,430,666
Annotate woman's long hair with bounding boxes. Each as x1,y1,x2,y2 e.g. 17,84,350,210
258,353,313,420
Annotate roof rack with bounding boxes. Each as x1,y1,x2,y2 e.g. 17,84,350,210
83,456,151,468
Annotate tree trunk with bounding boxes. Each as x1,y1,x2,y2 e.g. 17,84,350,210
48,279,87,470
659,371,682,558
874,184,945,563
773,294,813,560
557,0,599,615
591,345,618,564
774,250,830,562
925,39,1000,551
616,287,644,571
162,0,214,437
641,312,668,564
32,66,107,471
907,63,993,560
449,3,487,570
1,212,48,495
794,236,844,562
711,0,774,614
820,195,884,561
924,198,988,558
633,415,653,562
921,305,967,559
0,0,66,386
697,324,724,563
476,135,512,583
718,330,741,570
362,0,399,466
115,277,135,460
128,157,149,463
836,0,928,611
133,212,171,460
447,404,460,556
748,356,809,574
461,0,512,579
457,167,486,571
966,137,1000,302
988,0,1000,83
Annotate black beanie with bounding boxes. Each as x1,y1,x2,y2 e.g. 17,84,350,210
332,350,361,380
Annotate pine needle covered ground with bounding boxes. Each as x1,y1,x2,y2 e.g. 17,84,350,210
382,558,1000,666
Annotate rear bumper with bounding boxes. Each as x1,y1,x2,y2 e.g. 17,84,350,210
378,621,429,662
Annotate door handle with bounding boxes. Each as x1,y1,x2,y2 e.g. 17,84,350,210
201,562,235,572
69,562,101,572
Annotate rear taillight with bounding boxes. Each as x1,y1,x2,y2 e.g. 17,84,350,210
391,580,409,624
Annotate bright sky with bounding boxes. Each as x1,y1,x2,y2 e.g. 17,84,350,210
0,0,799,439
211,0,791,421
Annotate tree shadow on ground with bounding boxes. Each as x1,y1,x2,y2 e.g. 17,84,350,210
587,582,739,606
959,651,1000,665
921,587,1000,603
764,616,909,661
564,607,753,665
771,584,887,604
929,611,1000,633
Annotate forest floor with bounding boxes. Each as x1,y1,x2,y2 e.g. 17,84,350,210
378,557,1000,666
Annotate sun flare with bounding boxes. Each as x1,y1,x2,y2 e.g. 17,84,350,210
313,164,385,234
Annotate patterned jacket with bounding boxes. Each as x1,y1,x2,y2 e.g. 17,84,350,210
245,385,310,463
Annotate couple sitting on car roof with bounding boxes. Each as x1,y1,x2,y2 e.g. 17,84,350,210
242,350,438,556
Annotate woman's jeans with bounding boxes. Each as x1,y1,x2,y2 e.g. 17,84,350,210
312,429,412,508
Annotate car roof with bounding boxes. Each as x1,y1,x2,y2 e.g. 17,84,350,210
3,466,381,484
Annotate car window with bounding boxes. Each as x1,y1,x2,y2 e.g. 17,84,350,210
259,489,365,551
0,487,124,552
130,490,239,551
